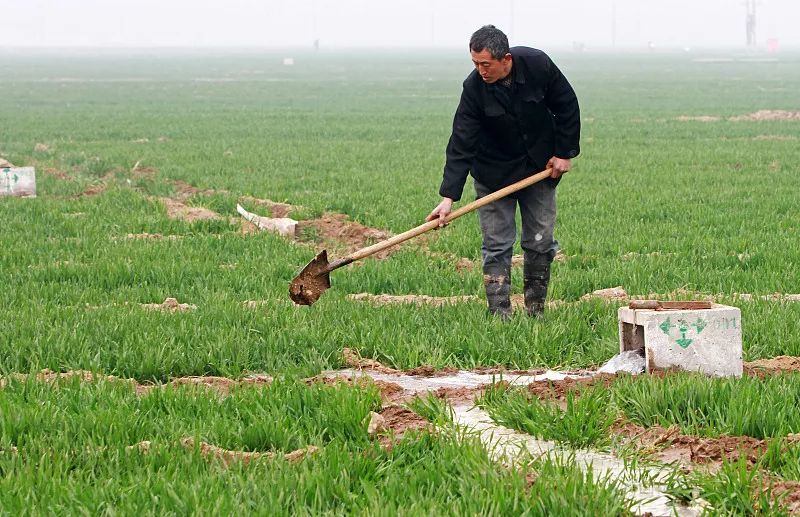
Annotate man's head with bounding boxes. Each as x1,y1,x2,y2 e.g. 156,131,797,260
469,25,512,84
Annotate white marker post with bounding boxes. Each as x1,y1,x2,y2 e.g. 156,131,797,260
1,167,36,198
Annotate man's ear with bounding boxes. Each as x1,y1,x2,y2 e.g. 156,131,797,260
503,53,512,63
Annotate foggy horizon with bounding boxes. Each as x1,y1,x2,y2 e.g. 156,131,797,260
1,0,799,51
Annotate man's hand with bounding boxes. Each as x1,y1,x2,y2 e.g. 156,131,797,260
426,197,454,227
547,157,572,179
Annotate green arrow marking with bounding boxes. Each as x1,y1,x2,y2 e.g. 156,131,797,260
676,336,693,348
692,318,707,334
660,317,673,335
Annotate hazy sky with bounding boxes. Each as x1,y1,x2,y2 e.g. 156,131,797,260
1,0,798,49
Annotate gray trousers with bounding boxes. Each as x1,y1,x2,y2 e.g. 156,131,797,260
475,179,558,275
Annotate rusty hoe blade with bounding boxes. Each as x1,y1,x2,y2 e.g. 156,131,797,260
289,250,354,306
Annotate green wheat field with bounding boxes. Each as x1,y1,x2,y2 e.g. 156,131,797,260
1,49,799,514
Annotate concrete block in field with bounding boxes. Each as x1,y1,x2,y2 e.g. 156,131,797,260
1,167,36,198
618,304,742,377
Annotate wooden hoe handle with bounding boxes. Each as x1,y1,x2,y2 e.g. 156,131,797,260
339,168,554,267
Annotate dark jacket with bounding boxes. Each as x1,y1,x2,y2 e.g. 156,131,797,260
439,47,580,201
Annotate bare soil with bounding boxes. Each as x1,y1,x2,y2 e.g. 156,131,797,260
341,348,401,374
675,115,721,122
171,180,223,200
376,405,433,450
125,233,182,241
238,196,296,218
745,356,800,376
297,213,394,257
525,374,617,403
580,286,629,301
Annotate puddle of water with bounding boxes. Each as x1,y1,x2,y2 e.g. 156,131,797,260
453,405,698,517
326,367,699,517
327,368,590,392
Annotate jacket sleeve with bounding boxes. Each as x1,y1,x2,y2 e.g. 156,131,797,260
439,83,482,201
543,57,581,159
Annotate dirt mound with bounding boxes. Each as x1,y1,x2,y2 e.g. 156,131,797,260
156,197,222,222
0,158,14,168
341,348,400,374
238,196,297,218
614,421,780,466
729,110,800,122
307,372,408,402
348,293,479,307
771,481,800,514
375,405,433,449
675,115,721,122
131,163,157,179
180,437,318,466
745,356,800,375
171,180,222,200
405,365,459,377
581,286,629,301
125,233,182,241
297,213,393,256
141,297,197,312
34,143,49,152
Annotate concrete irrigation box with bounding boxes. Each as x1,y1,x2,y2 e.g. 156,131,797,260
1,167,36,198
618,303,742,377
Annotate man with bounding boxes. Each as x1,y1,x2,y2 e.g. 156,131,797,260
427,25,580,319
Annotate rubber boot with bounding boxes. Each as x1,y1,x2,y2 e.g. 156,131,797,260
523,253,551,318
484,267,512,320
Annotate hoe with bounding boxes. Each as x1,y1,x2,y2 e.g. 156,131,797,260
290,168,553,305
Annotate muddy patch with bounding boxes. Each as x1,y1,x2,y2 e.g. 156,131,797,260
729,110,800,122
180,437,318,466
433,386,484,406
155,197,222,222
297,213,394,257
348,293,480,307
140,297,197,312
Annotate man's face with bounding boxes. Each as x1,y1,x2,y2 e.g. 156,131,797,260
470,49,512,83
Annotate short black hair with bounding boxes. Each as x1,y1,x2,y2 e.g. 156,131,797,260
469,25,510,60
